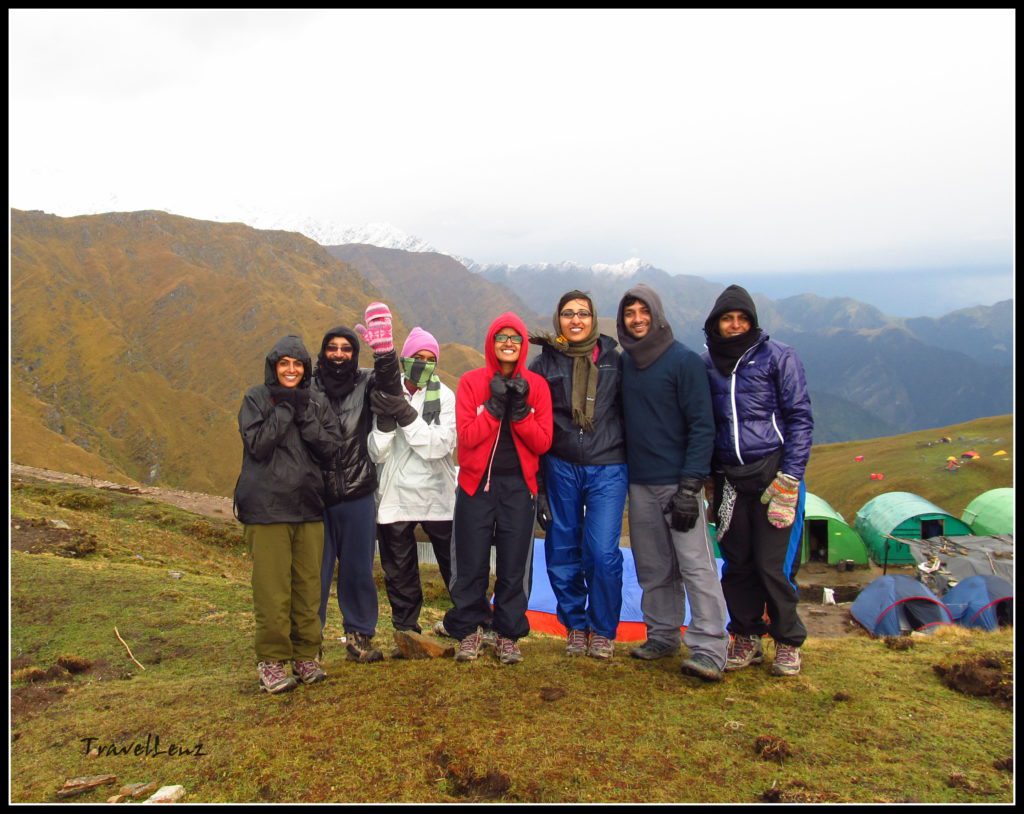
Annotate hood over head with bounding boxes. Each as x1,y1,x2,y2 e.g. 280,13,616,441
615,283,675,369
317,326,361,367
485,311,530,378
703,284,759,338
264,335,313,387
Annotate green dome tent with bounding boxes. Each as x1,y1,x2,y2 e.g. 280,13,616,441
854,492,973,565
802,493,869,565
961,488,1014,536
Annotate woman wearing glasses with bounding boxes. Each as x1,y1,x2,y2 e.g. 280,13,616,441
528,290,628,659
443,312,553,665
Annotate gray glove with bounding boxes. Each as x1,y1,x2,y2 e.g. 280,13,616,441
506,376,530,422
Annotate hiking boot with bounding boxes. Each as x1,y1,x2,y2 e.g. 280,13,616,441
630,639,680,660
772,643,802,676
496,635,523,665
680,653,724,682
346,632,384,663
587,633,614,660
257,661,298,694
292,658,327,685
481,628,498,650
725,634,764,672
566,629,589,656
432,620,451,638
455,627,484,662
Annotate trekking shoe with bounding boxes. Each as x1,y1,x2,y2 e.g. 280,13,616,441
496,635,523,665
680,653,724,682
630,639,680,660
292,658,327,685
725,634,764,672
432,620,451,638
772,643,802,676
257,661,298,694
481,628,498,650
455,627,484,662
566,629,589,656
346,632,384,663
587,633,614,660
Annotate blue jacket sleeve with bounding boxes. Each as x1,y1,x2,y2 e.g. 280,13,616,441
775,346,813,480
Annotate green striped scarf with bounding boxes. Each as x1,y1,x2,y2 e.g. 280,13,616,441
401,357,442,425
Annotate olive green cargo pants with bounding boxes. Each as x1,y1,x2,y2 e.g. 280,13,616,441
246,522,324,663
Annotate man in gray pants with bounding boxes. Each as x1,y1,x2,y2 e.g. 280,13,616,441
616,284,729,681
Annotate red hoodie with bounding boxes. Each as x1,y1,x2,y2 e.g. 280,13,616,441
456,312,553,496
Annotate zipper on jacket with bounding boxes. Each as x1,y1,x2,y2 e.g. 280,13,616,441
728,344,760,465
483,419,503,493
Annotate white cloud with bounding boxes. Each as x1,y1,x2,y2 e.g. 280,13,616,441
9,9,1014,286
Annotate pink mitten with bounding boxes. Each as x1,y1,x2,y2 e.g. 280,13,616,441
354,302,394,354
760,472,799,528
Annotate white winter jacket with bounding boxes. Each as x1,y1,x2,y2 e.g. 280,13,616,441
368,382,458,524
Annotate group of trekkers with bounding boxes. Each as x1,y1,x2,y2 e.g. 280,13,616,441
233,282,814,695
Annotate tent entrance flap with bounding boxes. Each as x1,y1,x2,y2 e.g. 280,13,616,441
807,520,829,562
920,519,944,538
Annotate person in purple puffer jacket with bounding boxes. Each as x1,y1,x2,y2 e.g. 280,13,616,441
702,284,813,677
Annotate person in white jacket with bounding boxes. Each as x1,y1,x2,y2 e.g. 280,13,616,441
368,327,458,646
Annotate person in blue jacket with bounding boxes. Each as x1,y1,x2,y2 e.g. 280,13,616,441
617,284,729,682
701,284,814,677
528,290,628,659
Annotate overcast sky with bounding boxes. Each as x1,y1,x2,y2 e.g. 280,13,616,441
9,9,1014,305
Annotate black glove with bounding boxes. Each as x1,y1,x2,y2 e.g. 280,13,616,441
665,477,704,533
369,390,397,432
506,376,530,422
484,372,509,419
267,384,298,410
292,387,311,421
536,490,551,531
371,389,419,428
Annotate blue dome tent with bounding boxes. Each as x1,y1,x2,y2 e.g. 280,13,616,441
942,575,1013,631
850,575,953,637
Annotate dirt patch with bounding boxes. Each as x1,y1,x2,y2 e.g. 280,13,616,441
539,687,567,702
430,746,511,801
11,683,71,723
760,781,838,803
754,735,793,763
801,603,865,638
10,519,98,557
933,652,1013,708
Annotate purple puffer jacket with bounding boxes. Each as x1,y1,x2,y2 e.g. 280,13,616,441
701,333,813,481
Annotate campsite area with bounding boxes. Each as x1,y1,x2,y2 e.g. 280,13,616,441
9,473,1013,803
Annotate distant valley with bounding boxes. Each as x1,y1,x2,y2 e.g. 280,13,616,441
9,208,1013,495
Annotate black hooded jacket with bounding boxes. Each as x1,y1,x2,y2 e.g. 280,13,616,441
234,335,344,524
311,328,402,505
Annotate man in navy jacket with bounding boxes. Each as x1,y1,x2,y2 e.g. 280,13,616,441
702,284,813,677
617,283,729,682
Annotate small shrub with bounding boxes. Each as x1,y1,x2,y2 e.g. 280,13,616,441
55,492,112,511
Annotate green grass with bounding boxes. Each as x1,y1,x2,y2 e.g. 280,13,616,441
805,414,1013,521
9,480,1014,803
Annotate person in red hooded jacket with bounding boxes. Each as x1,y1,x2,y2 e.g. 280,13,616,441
443,312,553,665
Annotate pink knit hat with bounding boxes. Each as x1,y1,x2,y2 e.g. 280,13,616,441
401,327,440,362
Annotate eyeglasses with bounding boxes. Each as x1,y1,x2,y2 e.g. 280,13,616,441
326,344,354,353
559,309,593,320
494,334,524,344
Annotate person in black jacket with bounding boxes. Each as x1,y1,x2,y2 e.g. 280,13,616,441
235,335,343,694
312,303,402,664
528,290,628,659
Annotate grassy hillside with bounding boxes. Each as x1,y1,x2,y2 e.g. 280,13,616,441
9,477,1014,803
804,415,1013,521
11,209,402,496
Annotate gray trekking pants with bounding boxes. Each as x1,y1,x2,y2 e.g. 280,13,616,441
627,483,729,670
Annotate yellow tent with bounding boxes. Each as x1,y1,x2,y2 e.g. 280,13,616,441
993,450,1007,456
